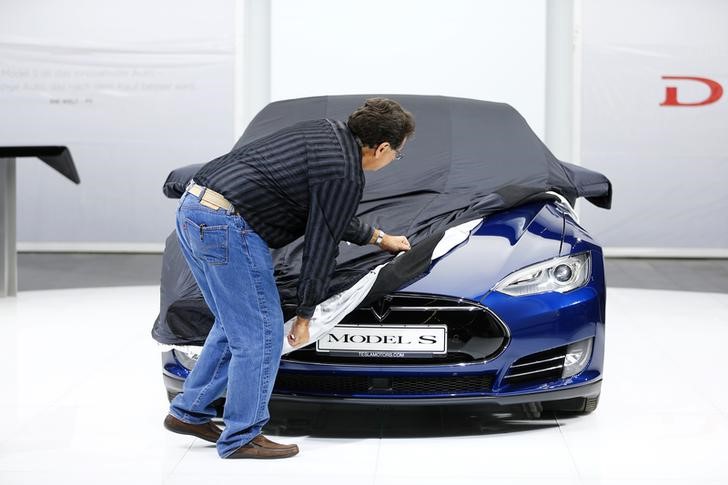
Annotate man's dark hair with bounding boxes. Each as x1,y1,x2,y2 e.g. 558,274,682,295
347,98,415,149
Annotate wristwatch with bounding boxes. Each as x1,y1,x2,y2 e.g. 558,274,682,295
374,229,385,246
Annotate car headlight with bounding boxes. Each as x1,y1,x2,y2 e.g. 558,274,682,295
493,252,591,296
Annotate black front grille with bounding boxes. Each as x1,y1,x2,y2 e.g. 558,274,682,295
503,345,567,386
274,372,494,396
282,293,509,365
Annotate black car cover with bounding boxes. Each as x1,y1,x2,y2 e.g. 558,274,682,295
152,95,611,346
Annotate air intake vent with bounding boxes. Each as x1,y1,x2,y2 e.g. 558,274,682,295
503,345,567,386
274,372,494,396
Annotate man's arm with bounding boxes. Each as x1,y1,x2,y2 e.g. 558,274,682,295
342,217,375,246
289,180,411,348
295,178,361,320
342,218,411,253
367,228,412,253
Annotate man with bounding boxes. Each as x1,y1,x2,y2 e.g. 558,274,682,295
163,98,415,459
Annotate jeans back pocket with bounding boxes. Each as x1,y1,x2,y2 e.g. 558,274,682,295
184,218,229,265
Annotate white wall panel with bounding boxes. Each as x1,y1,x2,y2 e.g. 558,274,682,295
579,0,728,252
270,0,547,138
0,0,236,246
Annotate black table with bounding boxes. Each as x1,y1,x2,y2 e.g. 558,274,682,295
0,147,80,296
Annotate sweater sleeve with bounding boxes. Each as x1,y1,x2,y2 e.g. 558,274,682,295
342,216,375,246
296,177,362,318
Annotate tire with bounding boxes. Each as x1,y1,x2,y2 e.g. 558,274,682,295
542,394,600,416
519,401,544,419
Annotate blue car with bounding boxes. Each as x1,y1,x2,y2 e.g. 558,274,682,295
154,95,610,418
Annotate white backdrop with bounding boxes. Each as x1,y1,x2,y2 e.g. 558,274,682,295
1,0,547,248
8,1,724,253
0,0,236,248
579,0,728,253
270,0,546,138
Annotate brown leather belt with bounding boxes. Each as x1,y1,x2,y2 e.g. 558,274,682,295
186,182,236,213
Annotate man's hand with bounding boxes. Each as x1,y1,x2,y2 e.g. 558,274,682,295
287,316,310,348
379,234,411,254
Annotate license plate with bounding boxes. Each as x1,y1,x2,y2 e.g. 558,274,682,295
316,324,447,356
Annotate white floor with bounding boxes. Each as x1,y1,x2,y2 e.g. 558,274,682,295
0,286,727,485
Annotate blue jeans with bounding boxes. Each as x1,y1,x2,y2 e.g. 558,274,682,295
169,190,284,458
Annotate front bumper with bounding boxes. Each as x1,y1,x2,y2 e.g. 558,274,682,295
163,371,601,407
269,379,601,406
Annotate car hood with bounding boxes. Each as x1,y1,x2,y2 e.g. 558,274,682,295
400,202,565,301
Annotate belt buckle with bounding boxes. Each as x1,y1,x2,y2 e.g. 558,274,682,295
186,182,206,199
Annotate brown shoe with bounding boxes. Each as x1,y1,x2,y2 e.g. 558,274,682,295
226,434,299,459
164,414,222,443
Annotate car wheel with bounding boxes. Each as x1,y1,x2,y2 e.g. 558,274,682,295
542,394,600,416
518,402,544,419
